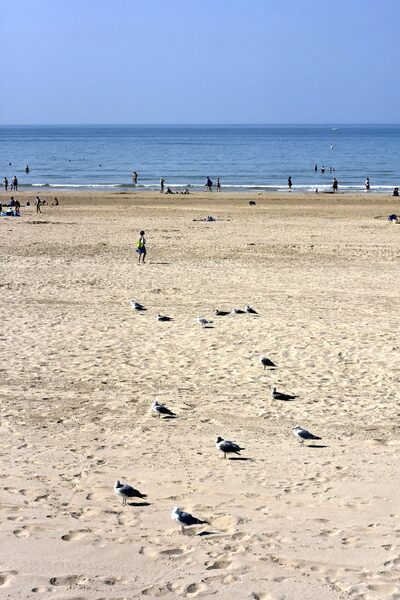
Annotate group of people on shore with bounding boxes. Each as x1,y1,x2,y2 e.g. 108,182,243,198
3,176,18,191
0,195,59,217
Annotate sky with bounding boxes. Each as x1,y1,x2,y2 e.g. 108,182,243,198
1,0,399,124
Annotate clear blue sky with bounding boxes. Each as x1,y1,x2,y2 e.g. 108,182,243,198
2,0,399,124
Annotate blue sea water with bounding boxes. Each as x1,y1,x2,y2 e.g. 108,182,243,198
1,124,399,192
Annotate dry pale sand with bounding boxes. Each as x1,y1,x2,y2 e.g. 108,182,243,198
0,190,400,600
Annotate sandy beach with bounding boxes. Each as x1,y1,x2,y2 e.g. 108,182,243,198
1,190,399,600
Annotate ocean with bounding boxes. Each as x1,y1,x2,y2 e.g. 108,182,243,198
1,124,399,193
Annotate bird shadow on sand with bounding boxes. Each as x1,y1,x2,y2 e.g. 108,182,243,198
203,325,215,329
128,501,151,507
228,456,253,461
149,262,171,265
307,444,329,449
275,398,297,402
161,415,177,420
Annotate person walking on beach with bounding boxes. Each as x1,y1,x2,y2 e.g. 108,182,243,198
365,177,370,192
136,230,146,264
160,177,165,193
132,171,138,184
206,177,213,192
216,177,221,192
12,176,18,191
4,177,8,191
36,196,42,213
332,177,338,193
288,176,292,191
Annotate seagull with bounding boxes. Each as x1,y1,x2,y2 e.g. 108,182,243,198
271,386,297,401
260,356,276,369
151,400,176,418
196,316,212,327
214,309,230,316
216,436,244,459
114,480,147,505
130,300,146,311
292,426,322,446
245,304,258,314
156,314,173,322
232,307,245,314
171,507,208,533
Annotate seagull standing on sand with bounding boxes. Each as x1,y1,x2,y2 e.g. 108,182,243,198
245,304,258,314
271,386,297,401
171,507,208,533
130,300,146,311
114,480,147,505
151,400,176,418
216,436,244,459
156,314,173,322
259,356,276,369
292,426,322,446
232,307,245,314
196,316,212,327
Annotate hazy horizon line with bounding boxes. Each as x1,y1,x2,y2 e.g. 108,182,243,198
1,122,400,127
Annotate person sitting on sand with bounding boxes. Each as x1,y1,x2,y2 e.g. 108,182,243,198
52,197,59,206
136,230,146,264
165,187,174,194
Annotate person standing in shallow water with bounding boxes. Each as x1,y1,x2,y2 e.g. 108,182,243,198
288,176,292,191
136,230,146,264
332,177,338,193
216,177,221,191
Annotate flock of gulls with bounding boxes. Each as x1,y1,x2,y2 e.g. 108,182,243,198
118,298,323,533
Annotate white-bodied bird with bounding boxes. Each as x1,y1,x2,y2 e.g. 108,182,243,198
244,304,258,314
130,300,146,311
216,436,244,459
196,316,212,327
114,480,147,505
171,507,208,533
151,400,176,418
292,426,322,446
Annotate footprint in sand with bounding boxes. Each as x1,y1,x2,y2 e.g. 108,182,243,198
49,575,81,587
61,530,90,542
13,527,30,538
206,559,231,570
0,571,17,588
